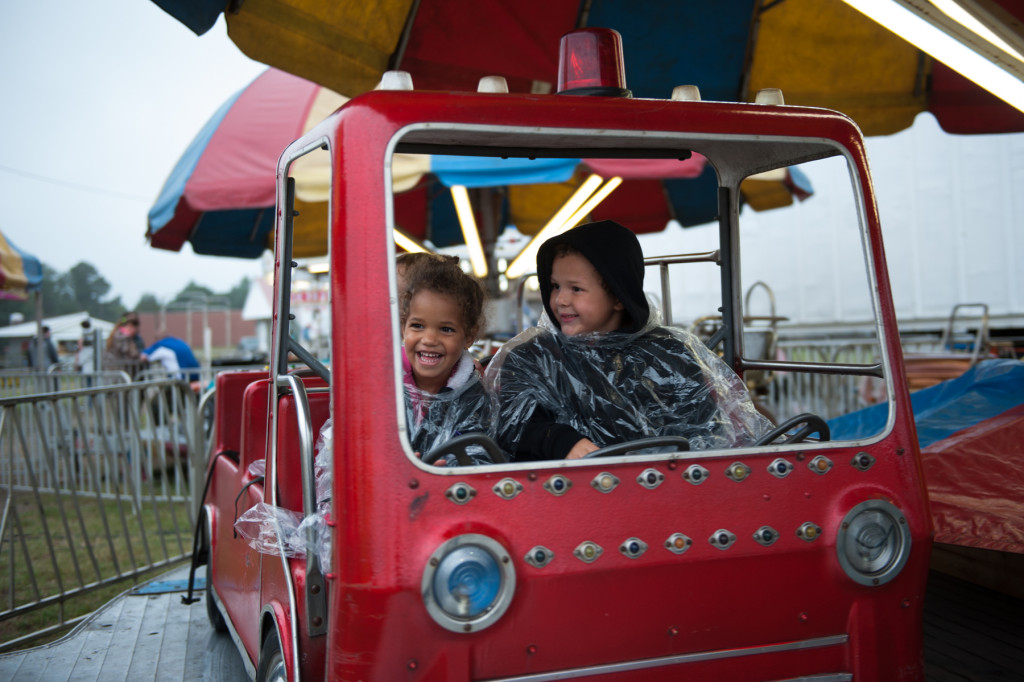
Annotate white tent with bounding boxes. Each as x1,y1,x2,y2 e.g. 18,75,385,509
0,311,116,343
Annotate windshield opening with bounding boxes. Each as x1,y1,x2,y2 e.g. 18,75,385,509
384,125,888,469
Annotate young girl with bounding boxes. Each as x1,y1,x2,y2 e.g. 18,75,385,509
400,256,493,464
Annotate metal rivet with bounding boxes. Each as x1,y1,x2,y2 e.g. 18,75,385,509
727,462,750,481
592,472,620,493
665,533,692,554
574,541,603,563
440,481,471,501
493,477,524,500
684,464,709,485
637,468,664,490
544,475,573,496
710,529,736,550
525,545,554,568
620,537,648,559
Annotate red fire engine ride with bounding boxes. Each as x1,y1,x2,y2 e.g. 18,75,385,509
191,28,931,681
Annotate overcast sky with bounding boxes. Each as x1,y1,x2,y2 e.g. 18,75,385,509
3,0,1021,327
0,0,266,308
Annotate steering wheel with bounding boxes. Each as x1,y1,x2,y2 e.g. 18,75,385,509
582,436,690,459
422,433,508,466
754,413,830,446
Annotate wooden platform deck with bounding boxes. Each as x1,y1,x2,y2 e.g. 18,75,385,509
0,565,246,682
0,566,1019,681
923,571,1024,681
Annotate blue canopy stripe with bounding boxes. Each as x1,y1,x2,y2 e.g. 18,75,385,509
430,156,580,188
148,91,244,233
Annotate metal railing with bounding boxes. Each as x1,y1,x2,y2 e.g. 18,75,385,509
0,376,202,650
135,363,266,390
756,339,879,422
760,334,972,423
0,370,131,400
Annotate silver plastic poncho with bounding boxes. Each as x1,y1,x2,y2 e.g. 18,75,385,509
485,311,772,460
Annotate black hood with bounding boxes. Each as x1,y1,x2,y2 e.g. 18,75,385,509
537,220,649,334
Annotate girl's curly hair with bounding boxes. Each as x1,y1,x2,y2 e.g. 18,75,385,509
400,257,486,342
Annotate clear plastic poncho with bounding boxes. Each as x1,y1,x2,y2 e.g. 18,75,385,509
234,419,333,569
485,309,772,460
405,357,494,465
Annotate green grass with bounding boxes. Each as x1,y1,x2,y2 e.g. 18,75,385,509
0,486,193,649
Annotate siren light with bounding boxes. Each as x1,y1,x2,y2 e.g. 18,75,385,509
557,28,631,97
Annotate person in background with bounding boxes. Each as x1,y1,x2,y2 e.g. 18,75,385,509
142,330,201,382
27,326,60,369
103,314,146,378
76,320,97,373
125,311,146,351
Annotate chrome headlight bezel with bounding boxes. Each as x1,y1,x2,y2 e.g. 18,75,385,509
836,499,912,586
422,533,515,633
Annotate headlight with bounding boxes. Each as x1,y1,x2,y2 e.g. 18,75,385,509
836,499,912,586
422,534,515,633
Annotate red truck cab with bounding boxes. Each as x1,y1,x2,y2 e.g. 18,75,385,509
196,29,930,681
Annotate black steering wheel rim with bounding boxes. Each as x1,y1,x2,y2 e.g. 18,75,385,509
754,413,830,446
422,433,507,466
582,435,690,459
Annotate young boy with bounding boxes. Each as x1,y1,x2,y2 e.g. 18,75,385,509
486,220,771,461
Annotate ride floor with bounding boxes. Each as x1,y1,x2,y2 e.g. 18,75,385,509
0,565,1019,681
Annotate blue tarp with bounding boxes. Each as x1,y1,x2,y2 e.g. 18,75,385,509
828,358,1024,448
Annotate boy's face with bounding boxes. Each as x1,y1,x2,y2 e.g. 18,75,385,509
403,289,470,393
549,252,624,336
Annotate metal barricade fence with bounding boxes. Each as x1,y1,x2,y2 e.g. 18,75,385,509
761,338,885,422
0,377,202,650
0,370,132,400
136,363,266,391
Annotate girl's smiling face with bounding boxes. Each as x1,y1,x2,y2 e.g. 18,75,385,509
549,252,624,336
403,289,470,394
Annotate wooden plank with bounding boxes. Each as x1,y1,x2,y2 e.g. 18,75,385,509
931,544,1024,600
155,592,192,682
183,627,250,682
0,652,30,680
105,593,164,681
923,570,1024,681
181,593,249,682
926,572,1024,660
64,598,127,682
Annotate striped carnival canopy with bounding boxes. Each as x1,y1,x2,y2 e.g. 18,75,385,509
146,68,812,258
0,230,43,301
